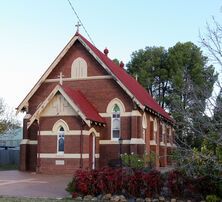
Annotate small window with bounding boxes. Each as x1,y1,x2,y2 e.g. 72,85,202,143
153,119,157,142
142,113,147,141
58,127,64,154
71,57,87,78
112,104,120,139
161,123,165,143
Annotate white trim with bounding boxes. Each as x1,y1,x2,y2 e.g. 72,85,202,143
78,37,145,111
40,130,88,136
106,98,126,113
55,160,65,165
95,154,100,158
99,139,145,145
20,139,37,145
167,143,172,147
88,128,100,137
99,140,131,144
52,119,70,133
99,110,141,117
172,144,177,148
131,110,142,116
160,142,166,146
71,57,87,78
130,138,145,144
39,153,89,159
16,35,79,114
142,113,147,129
24,114,31,119
92,135,95,169
17,35,145,115
27,85,91,128
45,75,112,83
150,140,157,145
154,118,158,132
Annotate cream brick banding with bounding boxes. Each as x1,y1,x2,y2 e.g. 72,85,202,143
45,75,112,83
20,139,37,145
39,153,100,159
99,138,145,145
40,130,88,136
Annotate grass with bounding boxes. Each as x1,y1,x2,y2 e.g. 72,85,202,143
0,197,74,202
0,164,18,171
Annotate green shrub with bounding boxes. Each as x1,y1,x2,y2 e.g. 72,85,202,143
121,151,155,170
206,195,220,202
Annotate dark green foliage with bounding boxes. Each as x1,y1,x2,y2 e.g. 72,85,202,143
127,47,170,108
167,42,217,147
127,42,217,147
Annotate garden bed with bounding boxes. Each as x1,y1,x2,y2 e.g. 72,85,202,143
66,167,221,202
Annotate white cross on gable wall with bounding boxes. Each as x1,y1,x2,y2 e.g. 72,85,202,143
57,72,64,85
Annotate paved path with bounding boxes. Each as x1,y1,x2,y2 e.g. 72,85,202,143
0,170,72,198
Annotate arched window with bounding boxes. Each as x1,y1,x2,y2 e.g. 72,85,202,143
58,126,65,154
112,104,120,139
161,123,165,143
71,57,87,78
142,113,147,141
154,119,158,142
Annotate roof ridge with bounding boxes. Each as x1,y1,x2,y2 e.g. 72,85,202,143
77,33,174,123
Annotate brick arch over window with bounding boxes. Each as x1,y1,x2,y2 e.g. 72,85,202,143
52,119,69,155
106,98,125,140
71,57,87,78
106,98,125,113
52,119,69,134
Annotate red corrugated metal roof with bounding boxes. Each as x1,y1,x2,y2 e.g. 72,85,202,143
77,33,174,123
62,85,105,124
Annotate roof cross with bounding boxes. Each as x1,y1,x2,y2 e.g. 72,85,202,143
75,21,81,33
57,72,64,85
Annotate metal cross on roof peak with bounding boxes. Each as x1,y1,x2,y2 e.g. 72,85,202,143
75,21,81,33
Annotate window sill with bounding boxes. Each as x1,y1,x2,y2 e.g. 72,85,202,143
150,140,157,145
57,152,64,156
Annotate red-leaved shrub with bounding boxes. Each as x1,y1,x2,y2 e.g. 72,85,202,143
68,167,162,198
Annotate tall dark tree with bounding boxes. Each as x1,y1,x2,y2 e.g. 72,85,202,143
127,47,171,108
167,42,217,147
127,42,217,147
175,18,222,184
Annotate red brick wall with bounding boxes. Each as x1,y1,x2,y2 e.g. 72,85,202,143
20,37,176,173
47,41,108,79
39,116,87,131
27,41,134,116
39,158,81,174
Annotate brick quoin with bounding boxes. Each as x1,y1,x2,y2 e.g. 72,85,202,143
18,33,176,174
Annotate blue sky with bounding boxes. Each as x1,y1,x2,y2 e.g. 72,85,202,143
0,0,221,118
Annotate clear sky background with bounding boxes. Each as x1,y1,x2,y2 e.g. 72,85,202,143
0,0,221,120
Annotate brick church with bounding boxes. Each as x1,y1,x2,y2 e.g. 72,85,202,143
17,30,176,174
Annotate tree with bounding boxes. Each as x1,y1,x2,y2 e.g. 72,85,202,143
113,58,120,66
127,42,217,147
0,98,20,134
127,47,171,108
167,42,217,147
174,18,222,191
